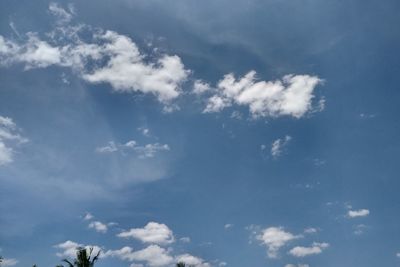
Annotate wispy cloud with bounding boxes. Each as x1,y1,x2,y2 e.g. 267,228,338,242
271,135,292,159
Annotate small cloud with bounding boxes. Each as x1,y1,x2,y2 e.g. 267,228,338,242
271,135,292,159
304,228,318,234
89,221,108,233
83,212,94,221
224,224,233,229
96,141,118,153
0,258,18,267
348,209,370,218
193,80,211,95
54,240,102,259
137,127,150,137
353,224,368,235
289,242,329,257
251,226,301,258
48,2,74,24
117,222,175,245
0,115,28,166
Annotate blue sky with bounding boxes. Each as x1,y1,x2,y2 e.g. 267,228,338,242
1,0,400,266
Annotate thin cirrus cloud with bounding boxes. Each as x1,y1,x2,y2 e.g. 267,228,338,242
117,222,175,245
0,116,28,166
96,140,170,159
288,242,329,257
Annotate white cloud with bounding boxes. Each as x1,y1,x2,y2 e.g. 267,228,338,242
396,252,400,258
105,245,174,267
204,71,322,118
256,227,300,258
175,254,210,267
285,264,310,267
96,141,118,153
117,222,175,245
138,127,150,137
289,242,329,257
83,212,94,221
303,228,318,234
193,80,211,94
271,135,291,159
89,221,108,233
48,3,74,24
0,21,189,105
54,240,102,259
348,209,370,218
0,258,18,267
224,224,233,229
96,140,170,158
0,115,27,166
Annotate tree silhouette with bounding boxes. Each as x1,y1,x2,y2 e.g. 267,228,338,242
61,247,100,267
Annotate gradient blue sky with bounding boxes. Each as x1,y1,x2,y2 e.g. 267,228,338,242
1,0,400,267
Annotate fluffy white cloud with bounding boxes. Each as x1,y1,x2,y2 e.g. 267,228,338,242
0,258,18,267
175,254,210,267
285,264,310,267
54,240,102,259
0,116,27,165
96,140,170,158
348,209,370,218
204,71,322,118
0,18,189,104
256,227,300,258
88,221,108,233
117,222,175,245
193,80,211,94
271,135,291,159
105,245,174,267
289,242,329,257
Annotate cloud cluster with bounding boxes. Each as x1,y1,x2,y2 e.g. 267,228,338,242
0,6,189,104
0,116,28,166
96,140,170,158
203,71,322,118
55,220,210,267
